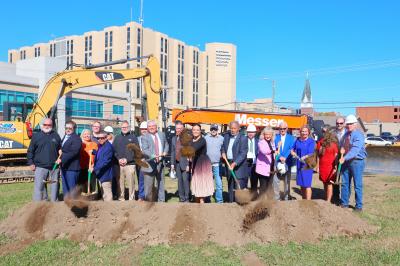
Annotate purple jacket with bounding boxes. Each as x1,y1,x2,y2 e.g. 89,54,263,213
255,139,275,176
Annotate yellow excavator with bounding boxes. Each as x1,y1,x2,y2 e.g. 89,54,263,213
0,55,161,162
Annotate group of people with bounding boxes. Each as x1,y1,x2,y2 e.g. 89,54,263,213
27,114,366,211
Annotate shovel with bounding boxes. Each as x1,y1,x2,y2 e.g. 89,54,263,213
222,157,254,204
43,155,61,184
81,154,98,200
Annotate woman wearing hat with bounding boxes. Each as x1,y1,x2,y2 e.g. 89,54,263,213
255,127,275,196
104,126,114,144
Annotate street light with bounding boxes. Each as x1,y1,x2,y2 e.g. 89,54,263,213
263,77,276,112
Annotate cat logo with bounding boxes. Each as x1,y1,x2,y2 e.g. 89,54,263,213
95,72,125,82
0,140,14,149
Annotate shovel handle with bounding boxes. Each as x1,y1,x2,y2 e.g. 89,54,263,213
222,157,242,189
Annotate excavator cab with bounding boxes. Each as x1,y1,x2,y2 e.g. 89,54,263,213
2,102,33,122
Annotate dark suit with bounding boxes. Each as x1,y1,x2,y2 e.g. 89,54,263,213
222,133,248,202
171,135,190,202
247,137,260,191
60,133,82,196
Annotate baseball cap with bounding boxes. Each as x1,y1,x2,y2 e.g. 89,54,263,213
210,124,218,130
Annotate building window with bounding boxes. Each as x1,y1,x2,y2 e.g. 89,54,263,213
127,27,131,44
85,36,88,51
89,36,92,50
161,37,164,53
109,48,112,61
9,53,12,63
0,90,37,112
76,124,91,135
105,32,108,48
109,31,113,47
113,105,124,115
395,108,398,112
66,97,103,118
137,28,141,44
70,40,74,54
395,115,398,119
50,44,53,57
37,47,40,57
136,82,141,98
126,82,130,93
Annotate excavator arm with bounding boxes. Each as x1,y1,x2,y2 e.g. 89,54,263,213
26,55,161,130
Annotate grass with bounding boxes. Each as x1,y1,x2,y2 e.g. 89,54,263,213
0,182,32,221
1,175,400,265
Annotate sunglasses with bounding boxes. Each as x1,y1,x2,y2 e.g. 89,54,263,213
65,127,73,130
96,136,107,140
43,124,52,126
280,128,287,130
336,122,344,125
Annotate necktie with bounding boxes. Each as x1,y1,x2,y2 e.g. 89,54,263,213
154,134,160,162
62,135,70,147
249,139,254,153
344,133,351,153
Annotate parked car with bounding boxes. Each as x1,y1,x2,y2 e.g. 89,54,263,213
365,137,392,146
366,133,375,138
380,132,392,138
381,136,397,144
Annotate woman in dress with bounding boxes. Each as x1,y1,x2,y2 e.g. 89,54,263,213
255,127,275,196
79,129,98,191
190,124,214,203
291,126,316,200
317,129,339,202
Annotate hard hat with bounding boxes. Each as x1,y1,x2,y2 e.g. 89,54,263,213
345,115,358,124
104,126,114,133
247,124,257,132
140,121,148,129
276,162,288,175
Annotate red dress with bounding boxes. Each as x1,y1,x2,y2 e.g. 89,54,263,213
317,139,338,183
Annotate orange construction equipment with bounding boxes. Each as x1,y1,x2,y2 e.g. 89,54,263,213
172,108,309,129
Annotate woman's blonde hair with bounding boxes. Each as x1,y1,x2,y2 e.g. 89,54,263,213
80,129,92,140
261,127,275,138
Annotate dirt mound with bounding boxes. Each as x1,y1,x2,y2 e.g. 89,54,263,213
0,200,378,246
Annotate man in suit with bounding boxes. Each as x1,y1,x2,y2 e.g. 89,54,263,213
141,120,169,202
221,121,248,203
89,130,114,201
246,124,259,192
57,120,82,198
137,121,148,201
170,120,190,202
274,121,295,201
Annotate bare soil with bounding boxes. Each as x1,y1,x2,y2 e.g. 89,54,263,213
0,198,377,246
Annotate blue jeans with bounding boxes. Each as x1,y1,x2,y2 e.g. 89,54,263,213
212,165,223,203
341,159,365,209
33,167,59,201
138,170,145,200
61,169,79,198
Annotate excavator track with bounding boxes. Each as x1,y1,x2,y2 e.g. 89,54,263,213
0,157,34,184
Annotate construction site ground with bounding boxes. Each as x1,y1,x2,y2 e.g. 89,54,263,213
0,173,399,265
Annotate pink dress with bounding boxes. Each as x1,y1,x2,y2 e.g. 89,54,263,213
255,139,275,176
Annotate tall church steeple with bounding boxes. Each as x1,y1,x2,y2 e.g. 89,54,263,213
300,75,314,115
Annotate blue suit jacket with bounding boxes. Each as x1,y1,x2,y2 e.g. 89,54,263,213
274,133,295,167
93,141,114,183
222,133,248,178
61,133,82,171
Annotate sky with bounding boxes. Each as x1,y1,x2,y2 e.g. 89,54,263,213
1,0,400,115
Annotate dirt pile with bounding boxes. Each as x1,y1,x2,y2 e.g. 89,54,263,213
0,200,378,246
